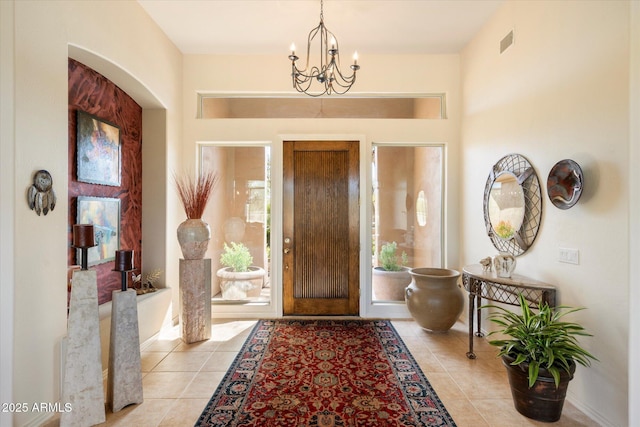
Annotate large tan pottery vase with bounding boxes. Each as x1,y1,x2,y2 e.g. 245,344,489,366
405,267,464,332
177,218,211,260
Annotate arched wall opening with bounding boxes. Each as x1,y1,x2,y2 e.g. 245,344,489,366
67,45,173,346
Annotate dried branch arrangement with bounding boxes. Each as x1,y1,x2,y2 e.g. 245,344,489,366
174,171,218,219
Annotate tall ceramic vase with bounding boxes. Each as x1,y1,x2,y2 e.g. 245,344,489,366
405,267,464,332
177,218,211,260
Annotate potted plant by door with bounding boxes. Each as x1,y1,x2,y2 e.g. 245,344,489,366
372,241,410,301
217,242,265,300
484,294,597,422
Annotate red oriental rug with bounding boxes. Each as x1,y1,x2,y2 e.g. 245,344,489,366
196,319,456,427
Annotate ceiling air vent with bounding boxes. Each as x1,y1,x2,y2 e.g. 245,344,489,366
500,30,514,54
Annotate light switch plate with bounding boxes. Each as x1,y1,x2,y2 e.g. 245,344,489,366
559,248,579,265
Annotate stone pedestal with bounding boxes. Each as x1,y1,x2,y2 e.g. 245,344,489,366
179,259,211,343
107,289,143,412
61,270,106,427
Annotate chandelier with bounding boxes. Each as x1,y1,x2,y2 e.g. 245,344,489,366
288,0,360,97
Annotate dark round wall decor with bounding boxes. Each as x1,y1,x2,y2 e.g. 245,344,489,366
547,159,583,210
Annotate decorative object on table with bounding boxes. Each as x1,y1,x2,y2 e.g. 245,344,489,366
494,253,516,278
77,196,120,266
61,269,105,426
547,159,584,210
174,171,217,260
107,250,143,412
483,294,597,422
483,154,542,257
479,256,492,271
405,267,464,332
131,269,162,295
72,224,96,270
288,0,360,97
76,110,121,186
217,242,265,300
27,169,56,216
196,319,456,427
372,241,411,301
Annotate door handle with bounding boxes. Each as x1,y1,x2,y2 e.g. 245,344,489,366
284,248,290,254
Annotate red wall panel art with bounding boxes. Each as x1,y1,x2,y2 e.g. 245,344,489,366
68,58,142,305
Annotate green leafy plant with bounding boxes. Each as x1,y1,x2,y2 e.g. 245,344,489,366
378,241,408,271
484,294,597,388
219,242,253,272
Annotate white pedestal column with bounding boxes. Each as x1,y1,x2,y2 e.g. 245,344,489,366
107,289,143,412
179,258,211,343
61,270,106,427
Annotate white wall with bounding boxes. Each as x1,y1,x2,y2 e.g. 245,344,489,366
461,1,632,425
628,2,640,425
0,2,16,427
4,1,182,425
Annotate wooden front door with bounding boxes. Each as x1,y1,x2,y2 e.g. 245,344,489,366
283,141,360,315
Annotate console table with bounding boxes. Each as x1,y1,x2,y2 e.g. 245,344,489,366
461,264,556,359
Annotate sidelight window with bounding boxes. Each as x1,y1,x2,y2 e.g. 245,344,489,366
371,144,443,303
200,144,271,305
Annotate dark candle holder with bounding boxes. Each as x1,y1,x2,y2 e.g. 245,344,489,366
113,250,134,292
72,224,97,271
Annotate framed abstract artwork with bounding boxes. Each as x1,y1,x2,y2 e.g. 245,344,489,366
76,110,121,186
77,196,120,266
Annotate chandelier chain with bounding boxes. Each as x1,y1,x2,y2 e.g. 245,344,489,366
288,0,359,96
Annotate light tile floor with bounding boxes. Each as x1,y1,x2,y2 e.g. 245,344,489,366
49,319,601,426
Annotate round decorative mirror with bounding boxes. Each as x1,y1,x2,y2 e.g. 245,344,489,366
483,154,542,256
488,172,525,240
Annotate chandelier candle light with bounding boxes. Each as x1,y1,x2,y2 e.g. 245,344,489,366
289,0,360,96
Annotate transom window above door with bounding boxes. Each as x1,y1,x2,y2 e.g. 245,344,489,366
199,95,446,119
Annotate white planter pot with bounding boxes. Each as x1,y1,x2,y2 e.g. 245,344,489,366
217,266,265,300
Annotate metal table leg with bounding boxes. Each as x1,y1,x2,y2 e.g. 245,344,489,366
466,291,476,359
475,294,484,337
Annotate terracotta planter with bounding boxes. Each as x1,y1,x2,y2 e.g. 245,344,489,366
372,267,411,301
177,218,211,260
502,354,576,422
217,266,265,300
405,267,463,332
